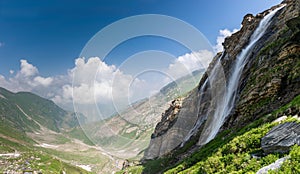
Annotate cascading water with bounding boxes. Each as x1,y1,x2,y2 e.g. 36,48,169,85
196,5,286,145
181,56,225,147
179,5,285,147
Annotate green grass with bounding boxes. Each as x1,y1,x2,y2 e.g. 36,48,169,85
118,94,300,174
53,134,71,144
66,127,95,146
0,137,91,173
269,145,300,174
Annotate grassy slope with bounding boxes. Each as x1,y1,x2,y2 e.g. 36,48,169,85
0,88,92,173
0,87,80,134
0,137,90,173
118,94,300,174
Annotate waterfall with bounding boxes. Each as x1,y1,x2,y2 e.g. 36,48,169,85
181,58,226,146
197,5,285,145
181,78,208,146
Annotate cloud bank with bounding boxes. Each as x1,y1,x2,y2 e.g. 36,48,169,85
0,49,213,119
0,28,237,119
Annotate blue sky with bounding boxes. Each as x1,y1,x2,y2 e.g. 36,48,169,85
0,0,282,77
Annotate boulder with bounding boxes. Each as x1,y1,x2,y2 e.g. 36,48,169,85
261,122,300,154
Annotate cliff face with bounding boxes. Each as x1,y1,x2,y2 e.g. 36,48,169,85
144,0,300,160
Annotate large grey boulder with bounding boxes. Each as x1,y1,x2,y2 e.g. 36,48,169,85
261,122,300,154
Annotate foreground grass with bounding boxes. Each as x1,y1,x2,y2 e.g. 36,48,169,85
118,95,300,174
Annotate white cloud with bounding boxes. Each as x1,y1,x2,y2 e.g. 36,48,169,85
33,76,53,87
165,50,214,80
59,57,133,106
9,70,14,74
19,59,38,77
0,60,54,93
0,51,214,119
214,28,239,53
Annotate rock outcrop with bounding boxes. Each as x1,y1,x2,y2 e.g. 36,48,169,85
151,98,183,138
261,122,300,154
144,89,202,159
144,0,300,160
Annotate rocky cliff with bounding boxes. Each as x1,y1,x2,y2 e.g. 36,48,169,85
144,0,300,160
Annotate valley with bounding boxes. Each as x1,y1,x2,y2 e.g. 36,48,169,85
0,70,203,173
0,0,299,173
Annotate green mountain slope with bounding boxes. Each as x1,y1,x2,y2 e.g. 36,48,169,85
0,87,80,133
0,87,98,173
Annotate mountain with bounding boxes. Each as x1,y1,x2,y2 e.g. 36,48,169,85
0,68,204,173
120,0,300,173
71,69,204,160
0,87,83,133
0,87,115,173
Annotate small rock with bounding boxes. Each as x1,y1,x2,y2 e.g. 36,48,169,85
256,156,289,174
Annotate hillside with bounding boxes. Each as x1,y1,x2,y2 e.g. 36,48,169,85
0,69,203,173
120,0,300,173
0,87,116,173
0,87,82,133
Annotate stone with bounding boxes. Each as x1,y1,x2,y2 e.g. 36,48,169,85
261,122,300,154
273,116,287,123
256,156,289,174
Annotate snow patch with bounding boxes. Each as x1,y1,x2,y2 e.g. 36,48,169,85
36,143,58,148
0,153,21,158
76,164,92,172
0,94,6,99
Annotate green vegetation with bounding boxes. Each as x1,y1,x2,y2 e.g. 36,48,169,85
0,137,91,173
0,87,80,134
66,127,95,146
119,94,300,174
0,88,95,173
160,70,203,101
269,145,300,174
52,134,71,144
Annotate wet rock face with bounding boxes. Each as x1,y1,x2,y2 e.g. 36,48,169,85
224,0,300,129
261,122,300,154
